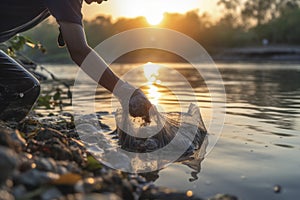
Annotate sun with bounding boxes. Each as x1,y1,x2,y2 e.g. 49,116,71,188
145,13,164,26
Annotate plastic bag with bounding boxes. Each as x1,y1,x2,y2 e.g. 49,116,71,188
114,103,207,154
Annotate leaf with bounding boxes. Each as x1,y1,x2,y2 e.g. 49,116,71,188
53,91,61,101
52,173,82,185
85,154,103,171
38,95,52,109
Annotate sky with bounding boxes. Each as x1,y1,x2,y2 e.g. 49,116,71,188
82,0,220,21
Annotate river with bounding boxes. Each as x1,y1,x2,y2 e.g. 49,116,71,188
37,62,300,199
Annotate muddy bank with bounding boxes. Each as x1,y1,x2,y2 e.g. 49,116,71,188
0,113,237,200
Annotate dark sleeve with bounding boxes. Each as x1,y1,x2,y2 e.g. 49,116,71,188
43,0,83,25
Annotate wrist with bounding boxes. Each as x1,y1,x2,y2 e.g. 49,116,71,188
112,80,136,100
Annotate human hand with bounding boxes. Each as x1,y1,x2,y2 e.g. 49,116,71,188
128,89,152,123
113,82,152,123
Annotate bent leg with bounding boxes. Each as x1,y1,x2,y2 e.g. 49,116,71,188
0,50,40,122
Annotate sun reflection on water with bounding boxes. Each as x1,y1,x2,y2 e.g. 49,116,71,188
142,62,181,111
143,62,162,106
147,84,161,106
143,62,161,83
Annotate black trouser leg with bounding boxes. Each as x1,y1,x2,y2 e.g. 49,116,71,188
0,50,40,122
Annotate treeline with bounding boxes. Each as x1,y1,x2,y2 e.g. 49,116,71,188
23,0,300,63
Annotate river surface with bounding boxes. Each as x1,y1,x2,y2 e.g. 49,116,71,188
38,62,300,199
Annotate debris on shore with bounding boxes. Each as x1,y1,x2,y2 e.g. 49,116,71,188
0,113,238,200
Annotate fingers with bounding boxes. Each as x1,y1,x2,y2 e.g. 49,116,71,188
128,89,152,119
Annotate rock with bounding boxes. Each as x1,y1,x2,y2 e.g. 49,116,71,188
75,177,103,193
208,194,239,200
12,185,27,199
273,185,282,193
55,161,81,174
69,193,122,200
75,172,135,200
0,127,22,152
18,154,35,172
17,118,42,135
40,187,63,200
0,189,14,200
26,128,86,165
140,187,203,200
35,157,57,172
0,146,18,184
34,128,66,142
14,169,59,188
11,130,26,149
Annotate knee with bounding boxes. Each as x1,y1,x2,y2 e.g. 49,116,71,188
25,73,41,100
30,83,41,100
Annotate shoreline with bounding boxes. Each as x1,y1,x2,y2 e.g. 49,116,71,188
0,113,238,200
212,45,300,63
29,45,300,64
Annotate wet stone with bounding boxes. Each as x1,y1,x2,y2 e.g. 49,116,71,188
0,146,18,184
14,169,59,188
0,127,23,152
18,155,35,172
40,187,63,200
0,190,14,200
12,185,27,199
209,194,239,200
0,112,238,200
27,137,86,165
273,185,282,193
70,193,122,200
140,187,203,200
35,157,58,172
34,128,67,142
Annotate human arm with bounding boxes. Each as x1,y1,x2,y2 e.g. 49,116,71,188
59,22,119,92
58,22,152,120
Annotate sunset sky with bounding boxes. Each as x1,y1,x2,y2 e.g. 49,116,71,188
82,0,220,21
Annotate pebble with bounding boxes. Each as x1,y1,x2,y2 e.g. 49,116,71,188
15,169,60,187
0,127,22,152
273,185,282,193
209,194,238,200
0,147,18,184
0,114,240,200
35,157,57,172
41,187,63,200
12,185,27,199
72,193,122,200
0,190,14,200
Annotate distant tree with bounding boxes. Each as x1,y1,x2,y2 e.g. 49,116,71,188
241,0,274,26
84,16,113,47
241,0,300,27
217,0,241,27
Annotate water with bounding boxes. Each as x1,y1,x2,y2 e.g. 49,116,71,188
40,62,300,199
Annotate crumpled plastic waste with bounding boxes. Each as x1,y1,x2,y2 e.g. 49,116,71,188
114,103,207,154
